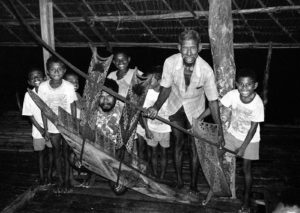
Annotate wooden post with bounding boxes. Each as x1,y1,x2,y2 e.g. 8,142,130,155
262,42,272,108
39,0,55,75
208,0,237,198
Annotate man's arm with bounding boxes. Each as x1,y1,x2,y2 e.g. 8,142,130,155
237,122,258,156
208,100,225,147
146,86,171,119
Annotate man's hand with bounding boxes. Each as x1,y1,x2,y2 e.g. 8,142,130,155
236,147,246,157
145,130,154,140
144,106,158,119
218,135,225,149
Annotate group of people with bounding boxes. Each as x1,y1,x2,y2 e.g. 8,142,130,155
22,29,265,213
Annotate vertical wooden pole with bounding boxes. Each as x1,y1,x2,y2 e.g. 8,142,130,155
262,42,272,109
208,0,237,198
39,0,55,75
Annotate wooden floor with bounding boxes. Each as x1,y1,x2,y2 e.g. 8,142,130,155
0,111,300,212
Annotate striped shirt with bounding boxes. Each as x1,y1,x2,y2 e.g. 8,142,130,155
160,53,219,123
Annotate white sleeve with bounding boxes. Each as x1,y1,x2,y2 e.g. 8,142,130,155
220,90,234,108
160,58,173,88
22,92,32,116
143,90,152,108
252,97,265,123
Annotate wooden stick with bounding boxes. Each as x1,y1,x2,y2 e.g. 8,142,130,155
8,0,236,155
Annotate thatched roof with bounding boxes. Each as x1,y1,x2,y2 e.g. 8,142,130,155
0,0,300,49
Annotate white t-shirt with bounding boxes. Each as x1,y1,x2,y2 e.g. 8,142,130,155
38,80,77,133
143,89,171,133
220,89,264,143
107,68,143,98
22,89,44,139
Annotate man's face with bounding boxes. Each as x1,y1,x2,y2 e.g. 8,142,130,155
99,91,116,112
178,39,201,67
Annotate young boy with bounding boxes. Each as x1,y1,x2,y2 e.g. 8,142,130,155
143,70,171,180
107,51,143,101
22,68,53,185
64,73,82,119
38,56,77,192
199,69,264,211
64,73,82,186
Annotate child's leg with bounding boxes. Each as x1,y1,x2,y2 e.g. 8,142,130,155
38,150,45,184
50,133,63,186
151,146,158,177
243,159,252,208
47,147,53,184
137,134,146,161
62,138,70,189
160,146,167,180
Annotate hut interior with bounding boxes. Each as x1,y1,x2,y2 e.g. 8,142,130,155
0,0,300,212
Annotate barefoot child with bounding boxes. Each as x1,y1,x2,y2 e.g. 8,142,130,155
64,73,82,186
22,68,53,185
198,69,264,211
38,56,77,192
143,70,171,179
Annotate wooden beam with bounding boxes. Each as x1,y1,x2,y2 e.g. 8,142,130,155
232,0,258,43
1,5,300,26
39,0,55,74
81,0,117,42
120,0,162,42
1,42,300,49
53,3,92,43
262,43,272,108
208,0,236,198
257,0,298,43
161,0,185,29
286,0,300,15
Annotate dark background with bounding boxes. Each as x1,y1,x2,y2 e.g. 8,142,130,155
1,46,299,125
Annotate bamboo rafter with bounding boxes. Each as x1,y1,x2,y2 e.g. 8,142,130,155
232,0,258,43
53,3,92,43
81,0,117,42
77,3,111,51
257,0,298,43
120,0,162,42
161,0,185,29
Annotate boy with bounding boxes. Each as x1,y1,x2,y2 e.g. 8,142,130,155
198,69,264,211
64,73,82,186
22,68,53,185
143,69,171,180
64,73,82,119
38,56,77,192
107,51,143,101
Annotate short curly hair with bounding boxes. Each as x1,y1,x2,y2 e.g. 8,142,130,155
178,29,201,45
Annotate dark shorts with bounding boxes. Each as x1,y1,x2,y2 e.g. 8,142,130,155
169,107,191,129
